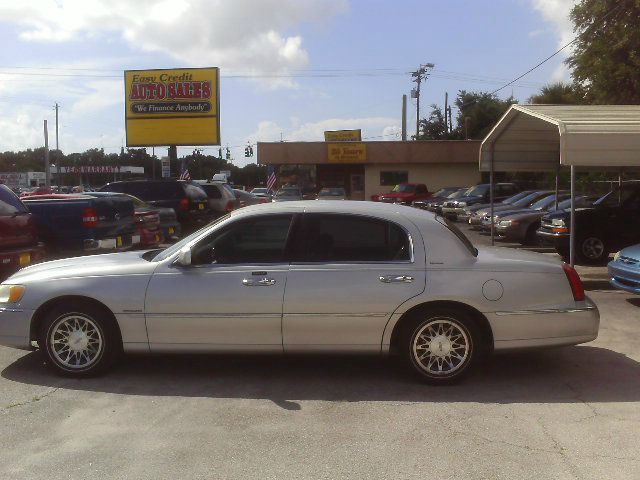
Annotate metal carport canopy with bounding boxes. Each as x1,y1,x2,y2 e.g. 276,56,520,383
479,104,640,267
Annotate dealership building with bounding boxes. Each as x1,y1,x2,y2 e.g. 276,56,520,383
257,140,481,200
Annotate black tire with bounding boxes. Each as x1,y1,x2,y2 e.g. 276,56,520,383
522,222,541,246
576,234,608,265
38,301,121,377
400,307,480,384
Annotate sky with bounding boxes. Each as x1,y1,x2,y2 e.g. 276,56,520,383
0,0,577,166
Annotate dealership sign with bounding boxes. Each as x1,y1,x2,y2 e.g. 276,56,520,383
327,143,367,163
59,166,145,174
324,129,362,141
124,67,220,147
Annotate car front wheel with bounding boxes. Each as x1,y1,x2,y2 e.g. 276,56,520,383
577,235,608,265
402,308,479,384
39,302,121,376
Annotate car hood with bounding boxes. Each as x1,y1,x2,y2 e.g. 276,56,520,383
6,250,158,284
495,208,543,219
446,195,482,204
380,192,413,199
474,246,563,273
619,243,640,261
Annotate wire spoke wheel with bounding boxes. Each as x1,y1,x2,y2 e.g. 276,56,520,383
49,314,104,370
581,237,605,260
412,318,470,376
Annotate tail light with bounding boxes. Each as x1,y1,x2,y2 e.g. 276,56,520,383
259,198,269,204
179,198,189,211
562,263,585,301
82,208,99,228
225,200,235,212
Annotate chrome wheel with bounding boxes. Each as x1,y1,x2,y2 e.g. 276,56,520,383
49,314,103,370
582,237,605,260
412,318,470,375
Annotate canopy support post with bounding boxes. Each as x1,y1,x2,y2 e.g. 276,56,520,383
569,165,575,267
490,145,495,246
554,161,560,210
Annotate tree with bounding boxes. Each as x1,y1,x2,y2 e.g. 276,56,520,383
567,0,640,104
528,82,584,104
453,91,515,140
417,105,453,140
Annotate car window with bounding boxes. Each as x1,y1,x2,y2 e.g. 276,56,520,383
301,214,410,262
415,185,428,194
201,184,222,199
0,185,28,215
184,183,208,201
464,185,488,197
191,214,293,265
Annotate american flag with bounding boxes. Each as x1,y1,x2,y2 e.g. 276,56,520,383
179,167,191,181
266,165,277,192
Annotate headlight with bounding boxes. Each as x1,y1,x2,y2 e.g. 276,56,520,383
614,251,621,262
498,220,512,227
0,285,26,303
551,218,565,226
457,202,467,207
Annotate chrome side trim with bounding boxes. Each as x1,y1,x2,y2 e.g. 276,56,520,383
0,307,24,313
494,306,597,316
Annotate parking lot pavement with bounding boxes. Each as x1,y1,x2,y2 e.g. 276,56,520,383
0,289,638,480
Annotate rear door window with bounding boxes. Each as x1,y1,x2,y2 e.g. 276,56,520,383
301,214,411,262
201,184,222,199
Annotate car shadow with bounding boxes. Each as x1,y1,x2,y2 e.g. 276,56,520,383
3,346,640,409
626,298,640,308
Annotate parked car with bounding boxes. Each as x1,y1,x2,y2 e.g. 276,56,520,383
198,182,238,216
273,187,303,202
441,183,520,220
99,180,211,231
233,188,269,207
377,183,432,205
86,192,165,248
538,184,640,264
127,194,180,243
468,190,554,229
0,201,598,384
316,187,347,200
22,193,139,254
413,187,467,214
608,244,640,295
464,190,538,218
250,187,273,201
494,195,595,245
0,185,45,279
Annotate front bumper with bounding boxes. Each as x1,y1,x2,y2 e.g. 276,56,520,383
441,206,467,219
488,297,600,351
0,307,35,350
608,262,640,295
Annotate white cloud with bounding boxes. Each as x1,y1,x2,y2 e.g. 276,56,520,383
530,0,577,47
0,0,348,87
248,116,401,143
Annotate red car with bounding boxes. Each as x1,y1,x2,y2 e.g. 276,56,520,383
376,183,432,204
0,185,45,279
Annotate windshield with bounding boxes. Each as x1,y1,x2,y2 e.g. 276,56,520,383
319,188,345,196
150,214,231,262
502,190,532,204
276,188,300,197
447,188,468,199
391,184,415,193
530,194,565,210
511,191,548,208
593,187,636,208
463,185,488,197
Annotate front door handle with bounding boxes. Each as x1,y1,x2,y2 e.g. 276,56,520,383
379,275,414,284
242,277,276,286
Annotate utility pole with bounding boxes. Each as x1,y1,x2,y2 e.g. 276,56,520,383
43,120,51,187
401,94,407,141
54,102,61,186
444,92,448,133
152,147,156,180
448,106,453,134
410,63,434,140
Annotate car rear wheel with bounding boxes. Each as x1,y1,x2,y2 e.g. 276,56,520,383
401,308,479,384
39,302,121,376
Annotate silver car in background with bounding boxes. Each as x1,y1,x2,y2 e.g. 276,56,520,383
0,201,598,384
273,187,303,202
316,187,347,200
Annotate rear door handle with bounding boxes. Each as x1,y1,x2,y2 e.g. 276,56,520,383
242,277,276,286
379,275,414,284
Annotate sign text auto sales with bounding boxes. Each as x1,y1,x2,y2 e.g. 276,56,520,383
129,73,212,114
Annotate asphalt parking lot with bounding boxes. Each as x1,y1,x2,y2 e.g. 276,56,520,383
1,287,639,479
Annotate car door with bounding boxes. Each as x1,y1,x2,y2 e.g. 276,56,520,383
144,214,294,352
282,213,426,352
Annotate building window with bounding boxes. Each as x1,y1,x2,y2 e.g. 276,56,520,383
380,171,408,186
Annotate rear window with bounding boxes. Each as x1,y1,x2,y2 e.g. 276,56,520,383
0,185,28,215
201,184,223,199
103,182,183,200
183,183,208,201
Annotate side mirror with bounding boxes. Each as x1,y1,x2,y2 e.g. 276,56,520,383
175,246,192,267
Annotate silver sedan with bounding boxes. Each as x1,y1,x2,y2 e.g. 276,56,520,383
0,201,599,384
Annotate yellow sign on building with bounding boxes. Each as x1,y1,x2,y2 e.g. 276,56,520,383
324,129,362,142
124,67,220,146
327,143,367,163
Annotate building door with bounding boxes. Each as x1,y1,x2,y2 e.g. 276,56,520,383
350,174,365,200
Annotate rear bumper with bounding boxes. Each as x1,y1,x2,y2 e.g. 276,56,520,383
84,234,141,251
0,307,34,350
0,244,46,277
487,298,600,351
